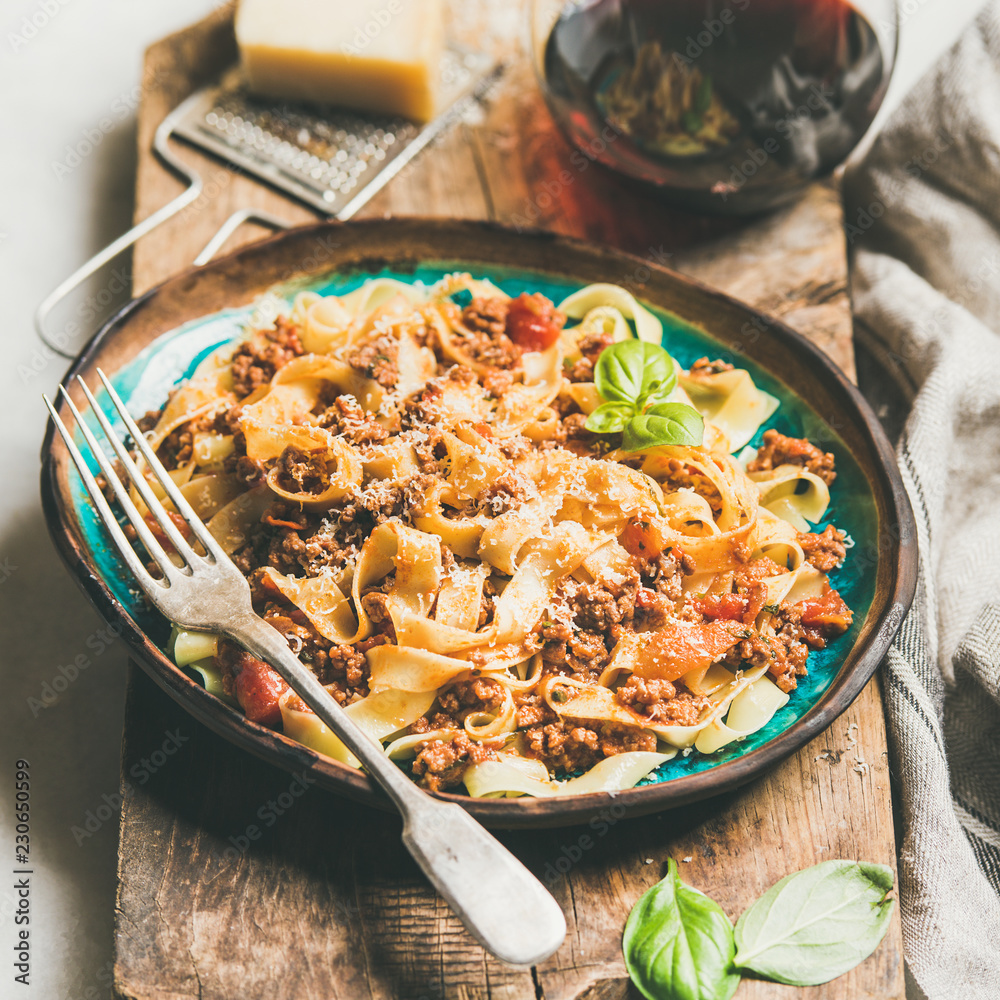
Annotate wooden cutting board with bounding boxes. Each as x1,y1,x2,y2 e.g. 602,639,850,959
114,4,903,998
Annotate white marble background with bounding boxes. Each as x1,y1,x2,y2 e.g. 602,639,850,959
0,1,984,997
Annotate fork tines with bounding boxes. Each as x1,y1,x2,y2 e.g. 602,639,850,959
44,371,226,598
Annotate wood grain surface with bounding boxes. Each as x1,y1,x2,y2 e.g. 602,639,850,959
115,3,902,998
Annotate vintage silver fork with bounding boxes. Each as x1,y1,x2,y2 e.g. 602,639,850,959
44,371,566,967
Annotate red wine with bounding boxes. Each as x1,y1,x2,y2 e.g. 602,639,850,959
542,0,888,213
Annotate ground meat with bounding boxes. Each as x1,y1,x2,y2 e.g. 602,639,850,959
446,364,478,386
723,623,810,694
272,446,326,496
477,469,531,515
360,591,397,642
597,723,658,757
262,608,369,697
481,368,517,398
346,332,400,388
357,480,406,523
566,330,615,382
400,474,437,521
233,455,263,486
538,619,610,679
523,720,657,775
158,424,193,467
461,297,508,337
137,410,160,433
640,548,695,603
569,569,640,633
260,505,358,578
320,644,370,692
496,434,533,461
403,383,446,427
230,318,304,396
413,678,507,733
411,732,496,792
615,676,709,726
524,721,601,774
212,404,243,437
514,691,556,728
798,525,848,572
477,574,500,629
459,298,522,370
548,411,606,458
634,587,673,630
657,458,724,514
316,394,388,446
689,356,734,375
411,426,446,473
747,429,837,486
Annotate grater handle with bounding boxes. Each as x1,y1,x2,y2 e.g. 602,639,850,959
34,94,210,360
193,208,293,265
34,93,294,361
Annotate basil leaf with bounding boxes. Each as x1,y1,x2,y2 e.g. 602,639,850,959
683,110,704,134
622,403,704,451
694,75,714,114
594,340,677,406
624,859,741,1000
733,860,895,986
585,402,634,434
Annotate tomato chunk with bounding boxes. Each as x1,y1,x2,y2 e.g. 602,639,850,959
145,511,193,554
621,518,668,559
797,589,853,634
233,652,288,728
633,620,748,682
693,593,749,622
504,293,566,352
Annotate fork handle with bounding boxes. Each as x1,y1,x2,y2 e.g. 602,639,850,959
233,615,566,967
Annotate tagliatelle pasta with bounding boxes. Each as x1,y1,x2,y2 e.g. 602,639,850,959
137,273,854,799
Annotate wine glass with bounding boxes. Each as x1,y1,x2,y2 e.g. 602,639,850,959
530,0,898,215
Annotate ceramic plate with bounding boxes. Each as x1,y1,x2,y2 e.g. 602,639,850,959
40,219,916,828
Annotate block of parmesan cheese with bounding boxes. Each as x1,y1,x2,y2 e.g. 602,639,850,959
235,0,445,123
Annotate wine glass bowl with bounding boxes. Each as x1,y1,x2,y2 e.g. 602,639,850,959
531,0,897,215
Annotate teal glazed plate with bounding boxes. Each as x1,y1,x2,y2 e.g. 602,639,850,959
40,219,917,828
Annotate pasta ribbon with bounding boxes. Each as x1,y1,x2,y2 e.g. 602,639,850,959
155,274,853,799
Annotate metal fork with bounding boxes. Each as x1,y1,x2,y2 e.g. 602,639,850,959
44,371,566,967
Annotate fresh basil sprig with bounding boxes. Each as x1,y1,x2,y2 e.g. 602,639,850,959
623,859,740,1000
623,403,706,452
622,859,896,1000
584,340,704,451
733,860,895,986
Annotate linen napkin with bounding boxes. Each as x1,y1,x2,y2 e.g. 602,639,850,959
843,6,1000,998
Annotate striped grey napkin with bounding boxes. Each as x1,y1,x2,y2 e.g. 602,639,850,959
843,7,1000,998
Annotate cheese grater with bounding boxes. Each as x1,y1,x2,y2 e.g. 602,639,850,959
172,48,501,218
36,47,503,358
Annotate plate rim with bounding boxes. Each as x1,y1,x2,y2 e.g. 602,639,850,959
39,217,918,828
